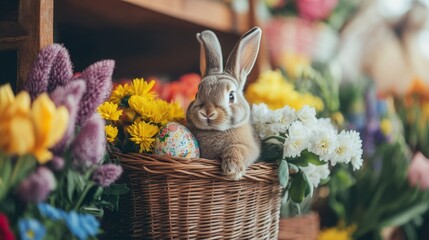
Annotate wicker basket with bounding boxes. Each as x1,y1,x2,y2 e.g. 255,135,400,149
105,152,282,239
278,212,320,240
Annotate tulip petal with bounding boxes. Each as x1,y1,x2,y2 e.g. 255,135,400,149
32,94,55,147
9,116,35,155
0,84,15,115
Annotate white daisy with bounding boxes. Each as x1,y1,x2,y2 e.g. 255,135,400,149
283,121,310,158
308,128,338,161
315,118,336,132
280,105,296,126
329,130,354,165
297,105,317,127
351,149,363,170
251,103,271,124
301,163,330,188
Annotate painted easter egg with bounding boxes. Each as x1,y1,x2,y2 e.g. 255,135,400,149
154,122,200,158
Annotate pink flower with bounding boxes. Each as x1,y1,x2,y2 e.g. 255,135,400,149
408,152,429,190
76,60,115,125
296,0,338,21
50,80,87,153
71,114,106,169
0,213,15,240
92,164,123,187
16,167,56,203
25,44,73,99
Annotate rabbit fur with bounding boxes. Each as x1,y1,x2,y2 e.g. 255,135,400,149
186,27,262,180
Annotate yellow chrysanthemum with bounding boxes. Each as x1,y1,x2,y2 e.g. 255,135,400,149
245,70,324,111
318,226,355,240
127,121,159,153
109,83,131,104
167,101,185,121
129,78,157,99
0,86,69,164
105,125,118,143
97,102,123,121
128,96,170,125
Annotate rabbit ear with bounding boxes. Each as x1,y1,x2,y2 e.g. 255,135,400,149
197,30,223,77
225,27,261,88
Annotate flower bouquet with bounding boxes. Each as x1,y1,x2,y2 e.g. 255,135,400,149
97,78,185,154
0,44,125,240
320,80,429,240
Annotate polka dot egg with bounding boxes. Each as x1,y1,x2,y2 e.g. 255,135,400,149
154,122,200,158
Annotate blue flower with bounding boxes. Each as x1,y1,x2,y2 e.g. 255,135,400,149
64,211,99,240
37,203,65,220
18,219,46,240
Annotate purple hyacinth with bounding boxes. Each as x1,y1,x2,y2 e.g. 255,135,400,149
71,114,106,169
16,167,56,203
92,164,123,187
50,80,87,153
47,46,73,92
25,44,73,99
76,60,115,125
47,156,65,171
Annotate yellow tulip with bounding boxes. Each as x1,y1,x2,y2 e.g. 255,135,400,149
8,116,35,155
7,91,31,116
0,84,15,115
31,93,69,163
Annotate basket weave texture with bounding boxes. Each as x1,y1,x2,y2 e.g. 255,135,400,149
109,152,282,239
278,212,320,240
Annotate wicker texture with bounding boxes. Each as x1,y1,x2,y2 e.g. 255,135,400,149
109,153,282,240
278,212,320,240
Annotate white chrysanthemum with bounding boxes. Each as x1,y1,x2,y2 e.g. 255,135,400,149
280,105,296,126
315,118,336,131
351,149,363,170
348,130,363,170
308,129,338,160
283,121,310,158
301,164,330,188
297,105,317,126
268,108,284,123
269,122,288,135
329,130,354,165
251,103,271,124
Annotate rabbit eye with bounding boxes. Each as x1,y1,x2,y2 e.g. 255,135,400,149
229,91,235,103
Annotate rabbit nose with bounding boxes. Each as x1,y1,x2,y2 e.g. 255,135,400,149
198,109,218,120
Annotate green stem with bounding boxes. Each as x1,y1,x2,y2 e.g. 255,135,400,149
73,182,95,211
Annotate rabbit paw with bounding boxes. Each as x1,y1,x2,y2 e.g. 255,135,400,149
221,156,246,180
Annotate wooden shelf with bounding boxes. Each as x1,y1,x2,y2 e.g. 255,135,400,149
56,0,249,34
121,0,249,33
0,22,29,50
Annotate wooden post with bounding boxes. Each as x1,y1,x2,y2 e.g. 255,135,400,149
17,0,53,90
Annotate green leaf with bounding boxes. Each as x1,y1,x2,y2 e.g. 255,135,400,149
260,142,283,162
302,151,326,166
378,202,429,229
290,171,308,203
278,160,289,187
66,171,77,203
103,183,130,195
302,171,313,198
9,154,36,186
332,167,356,191
0,157,12,200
